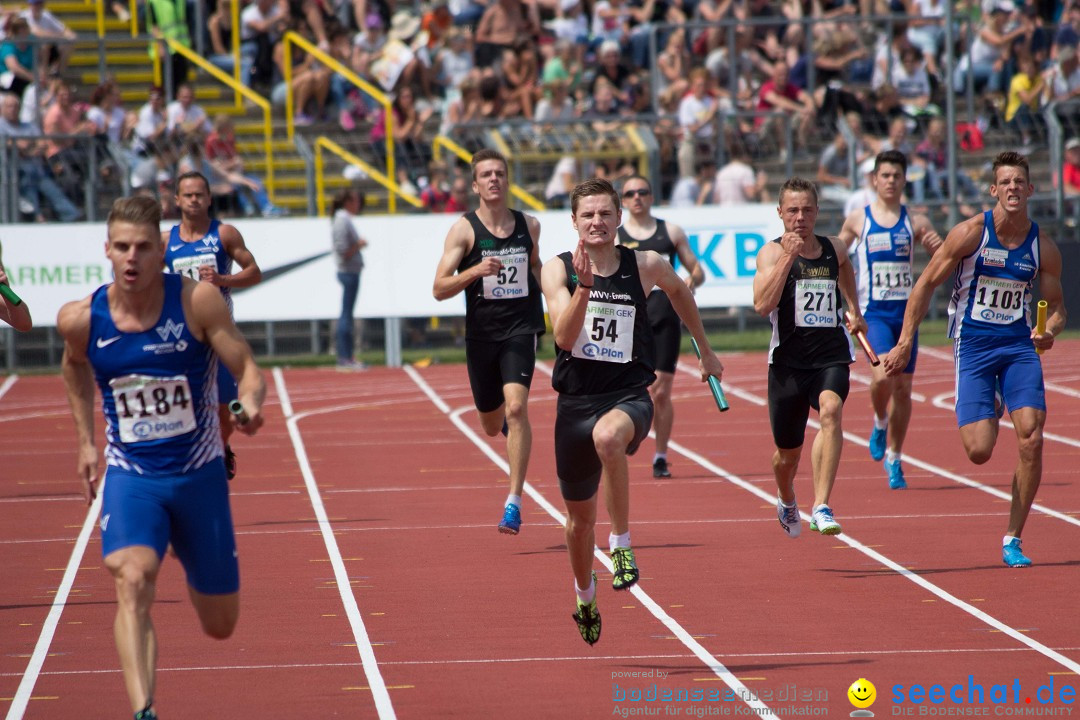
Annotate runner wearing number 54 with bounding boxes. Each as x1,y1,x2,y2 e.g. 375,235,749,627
838,150,942,490
754,177,865,540
883,152,1066,568
433,149,546,535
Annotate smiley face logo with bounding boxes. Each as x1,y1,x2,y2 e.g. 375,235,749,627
848,678,876,710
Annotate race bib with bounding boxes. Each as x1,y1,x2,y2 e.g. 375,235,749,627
971,275,1026,325
571,301,635,363
795,278,838,328
482,252,529,300
109,374,196,443
871,261,912,301
170,254,216,281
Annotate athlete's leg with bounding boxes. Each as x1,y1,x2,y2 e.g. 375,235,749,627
887,373,915,454
649,371,674,455
594,408,636,536
1006,407,1045,537
773,446,802,504
187,589,240,639
868,361,896,429
218,404,233,446
104,546,161,714
501,381,531,498
959,418,999,464
564,497,599,592
811,390,844,508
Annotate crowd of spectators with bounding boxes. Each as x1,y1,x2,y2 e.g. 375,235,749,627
4,0,1080,218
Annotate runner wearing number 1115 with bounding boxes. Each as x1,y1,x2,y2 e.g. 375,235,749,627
882,152,1066,568
838,150,942,490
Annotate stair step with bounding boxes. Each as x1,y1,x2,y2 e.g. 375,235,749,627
21,1,110,11
69,52,147,66
273,176,352,190
247,157,306,171
121,86,223,102
82,69,157,85
235,140,296,153
67,17,129,31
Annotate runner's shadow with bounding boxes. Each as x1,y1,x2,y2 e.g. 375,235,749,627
518,543,704,556
616,658,867,676
820,558,1080,578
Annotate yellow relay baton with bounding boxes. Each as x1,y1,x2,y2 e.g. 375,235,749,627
1036,300,1048,355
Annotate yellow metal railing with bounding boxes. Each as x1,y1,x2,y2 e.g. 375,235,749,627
433,135,546,212
152,38,277,199
314,137,422,216
282,31,400,212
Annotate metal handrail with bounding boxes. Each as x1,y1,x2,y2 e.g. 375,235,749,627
432,135,546,212
294,134,317,217
153,37,277,199
281,31,398,212
313,136,422,217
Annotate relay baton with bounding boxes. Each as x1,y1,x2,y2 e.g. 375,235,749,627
691,338,729,412
846,312,879,366
228,399,250,425
1036,300,1048,355
0,283,21,307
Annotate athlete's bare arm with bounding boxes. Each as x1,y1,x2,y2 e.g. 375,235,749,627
752,235,802,316
1034,235,1067,352
830,235,866,334
186,280,266,433
432,217,500,300
912,214,944,256
668,222,706,289
837,208,864,251
526,213,542,286
57,296,99,503
883,215,984,376
638,250,723,381
542,240,591,350
208,224,262,288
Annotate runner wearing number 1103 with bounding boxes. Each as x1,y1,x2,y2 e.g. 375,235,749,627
838,150,942,490
882,152,1066,568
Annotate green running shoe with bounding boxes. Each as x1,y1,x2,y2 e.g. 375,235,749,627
572,573,601,645
610,546,639,591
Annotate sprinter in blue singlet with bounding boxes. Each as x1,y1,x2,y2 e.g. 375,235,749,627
883,152,1066,568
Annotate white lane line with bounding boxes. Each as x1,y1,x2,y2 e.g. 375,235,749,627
930,391,1080,450
663,438,1080,675
4,490,101,720
676,362,1080,530
271,367,396,720
402,364,781,720
0,374,18,401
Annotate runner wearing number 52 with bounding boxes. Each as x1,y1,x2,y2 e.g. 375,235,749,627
163,172,263,480
883,152,1066,568
433,149,545,535
838,150,942,490
754,177,865,540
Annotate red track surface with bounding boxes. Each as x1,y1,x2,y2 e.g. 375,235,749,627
2,342,1079,719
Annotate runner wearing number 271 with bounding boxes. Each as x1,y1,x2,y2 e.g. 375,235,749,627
883,151,1066,568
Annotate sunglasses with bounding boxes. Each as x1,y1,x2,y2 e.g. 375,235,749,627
622,188,651,198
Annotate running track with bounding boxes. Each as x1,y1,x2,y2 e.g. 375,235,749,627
2,341,1079,718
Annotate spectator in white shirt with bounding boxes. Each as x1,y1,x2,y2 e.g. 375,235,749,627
133,84,167,156
166,83,211,142
20,0,75,74
714,144,768,205
677,67,725,179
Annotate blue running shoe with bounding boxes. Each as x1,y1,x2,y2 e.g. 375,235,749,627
1002,538,1031,567
868,426,886,461
498,504,521,534
884,457,907,489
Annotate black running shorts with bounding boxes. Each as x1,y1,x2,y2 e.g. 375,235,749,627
465,333,537,413
554,387,654,502
767,363,850,450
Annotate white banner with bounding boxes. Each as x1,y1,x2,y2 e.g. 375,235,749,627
0,204,783,327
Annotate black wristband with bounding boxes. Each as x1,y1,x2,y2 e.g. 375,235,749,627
577,282,593,289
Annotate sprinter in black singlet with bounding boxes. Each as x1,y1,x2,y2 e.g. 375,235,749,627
541,178,723,646
433,149,545,536
617,175,705,479
752,177,864,541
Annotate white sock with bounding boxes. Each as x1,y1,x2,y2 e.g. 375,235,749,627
873,415,888,430
1003,535,1020,547
885,450,900,464
778,494,797,508
609,532,631,552
812,504,831,514
505,494,521,508
575,574,596,604
653,452,667,463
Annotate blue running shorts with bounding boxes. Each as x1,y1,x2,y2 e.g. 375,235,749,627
865,315,917,374
954,334,1045,427
101,458,239,595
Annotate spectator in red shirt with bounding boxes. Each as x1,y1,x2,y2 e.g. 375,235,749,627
754,61,817,152
1064,137,1080,195
444,175,470,213
420,161,452,212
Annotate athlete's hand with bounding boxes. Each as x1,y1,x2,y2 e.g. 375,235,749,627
572,239,593,288
198,265,223,286
76,442,99,505
1031,327,1056,353
922,230,944,254
882,343,912,378
684,275,697,294
231,399,264,435
474,256,503,278
699,349,724,383
779,232,805,258
844,311,867,337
